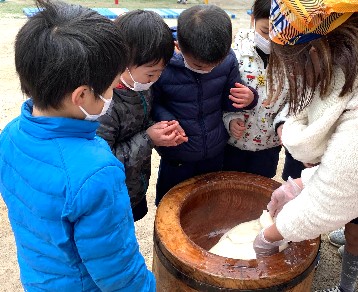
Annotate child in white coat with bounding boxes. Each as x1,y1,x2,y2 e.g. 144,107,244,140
223,0,304,179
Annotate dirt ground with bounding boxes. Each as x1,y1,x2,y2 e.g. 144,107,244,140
0,2,353,291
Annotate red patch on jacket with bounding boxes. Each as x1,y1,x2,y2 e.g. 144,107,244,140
115,83,127,90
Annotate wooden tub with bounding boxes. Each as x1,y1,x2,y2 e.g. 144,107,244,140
153,172,320,291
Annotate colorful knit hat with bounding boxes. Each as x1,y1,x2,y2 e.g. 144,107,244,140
270,0,358,45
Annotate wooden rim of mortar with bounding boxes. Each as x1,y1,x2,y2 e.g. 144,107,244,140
154,171,321,290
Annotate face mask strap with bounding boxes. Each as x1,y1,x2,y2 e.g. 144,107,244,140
98,94,111,103
79,89,112,121
183,56,213,74
78,88,95,117
127,68,136,83
79,106,91,117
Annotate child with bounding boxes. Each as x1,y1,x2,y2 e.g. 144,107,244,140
222,0,305,179
0,1,155,291
153,5,258,205
253,1,358,291
97,10,178,221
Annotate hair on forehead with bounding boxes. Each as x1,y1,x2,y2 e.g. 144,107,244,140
252,0,271,20
114,10,174,67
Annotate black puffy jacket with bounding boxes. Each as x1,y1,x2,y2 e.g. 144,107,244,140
97,86,154,207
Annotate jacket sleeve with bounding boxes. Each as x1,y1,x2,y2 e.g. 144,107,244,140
273,103,289,133
152,83,177,122
223,111,245,134
65,165,156,292
113,131,154,168
276,109,358,242
97,106,120,150
97,105,154,168
222,50,258,112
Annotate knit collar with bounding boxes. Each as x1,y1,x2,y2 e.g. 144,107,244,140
19,99,99,140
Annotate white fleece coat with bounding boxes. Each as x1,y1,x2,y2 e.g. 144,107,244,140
223,29,288,151
276,69,358,242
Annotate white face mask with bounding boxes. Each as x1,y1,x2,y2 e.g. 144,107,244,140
79,94,112,121
183,57,213,74
120,68,154,92
254,22,271,55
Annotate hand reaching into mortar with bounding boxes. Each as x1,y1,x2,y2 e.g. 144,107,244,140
267,177,303,218
254,225,287,258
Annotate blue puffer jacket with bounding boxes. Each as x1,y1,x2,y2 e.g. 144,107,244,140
152,49,257,162
0,100,155,292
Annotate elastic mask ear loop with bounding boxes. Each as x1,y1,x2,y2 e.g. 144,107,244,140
127,68,136,83
79,87,95,116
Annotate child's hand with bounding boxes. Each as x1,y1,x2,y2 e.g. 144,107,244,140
229,118,245,139
277,124,284,145
267,177,302,218
146,121,179,146
229,83,254,109
174,124,189,146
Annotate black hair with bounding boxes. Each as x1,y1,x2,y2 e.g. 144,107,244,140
15,0,128,110
114,10,174,67
177,5,232,64
252,0,271,20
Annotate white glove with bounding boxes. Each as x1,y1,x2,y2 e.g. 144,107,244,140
267,177,302,217
253,228,287,258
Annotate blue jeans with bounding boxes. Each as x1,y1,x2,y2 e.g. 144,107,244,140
155,153,224,206
223,144,281,178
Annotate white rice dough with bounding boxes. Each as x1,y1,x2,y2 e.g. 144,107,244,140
209,210,287,260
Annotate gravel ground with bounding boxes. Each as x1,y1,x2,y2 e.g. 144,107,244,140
0,1,354,291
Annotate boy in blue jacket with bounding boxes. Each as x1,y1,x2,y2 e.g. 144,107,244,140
153,5,258,204
0,0,155,291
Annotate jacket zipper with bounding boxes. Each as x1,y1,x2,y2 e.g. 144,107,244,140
139,92,148,126
140,172,148,193
196,76,207,159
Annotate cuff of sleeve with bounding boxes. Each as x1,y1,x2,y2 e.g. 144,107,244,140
142,131,155,148
242,86,259,110
274,121,285,134
223,113,235,133
301,166,319,187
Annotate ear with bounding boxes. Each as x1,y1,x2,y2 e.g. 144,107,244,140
71,86,92,106
250,15,255,28
174,41,181,52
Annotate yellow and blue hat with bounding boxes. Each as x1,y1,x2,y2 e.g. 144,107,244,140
270,0,358,45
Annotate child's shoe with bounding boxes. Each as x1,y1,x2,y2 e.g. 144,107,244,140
338,245,344,258
328,228,346,247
